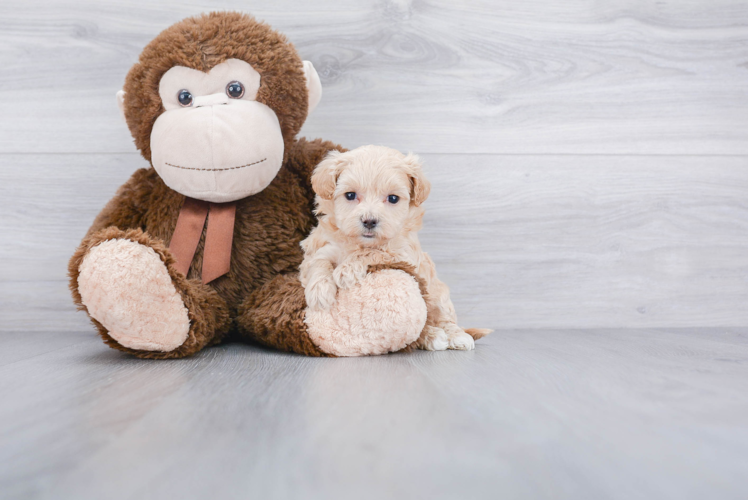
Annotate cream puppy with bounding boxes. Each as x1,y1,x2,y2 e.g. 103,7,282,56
299,145,490,351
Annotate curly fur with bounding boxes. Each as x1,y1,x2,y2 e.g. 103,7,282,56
300,146,491,351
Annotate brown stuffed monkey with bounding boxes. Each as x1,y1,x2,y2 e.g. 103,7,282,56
68,12,427,358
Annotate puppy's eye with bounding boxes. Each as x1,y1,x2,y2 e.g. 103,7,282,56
345,192,357,201
226,81,244,99
387,195,400,204
177,89,193,107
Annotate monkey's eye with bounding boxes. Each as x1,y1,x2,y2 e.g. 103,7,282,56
177,89,193,107
226,81,245,99
387,195,400,204
344,192,357,201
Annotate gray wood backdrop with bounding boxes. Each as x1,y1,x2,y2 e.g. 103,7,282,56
1,0,747,331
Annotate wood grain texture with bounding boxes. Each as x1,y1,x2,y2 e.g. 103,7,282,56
0,0,746,154
420,153,748,328
2,3,747,497
1,329,747,500
2,153,746,330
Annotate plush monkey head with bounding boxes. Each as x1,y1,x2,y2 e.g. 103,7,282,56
117,12,322,203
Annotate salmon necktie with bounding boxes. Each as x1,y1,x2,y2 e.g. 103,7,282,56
168,197,237,284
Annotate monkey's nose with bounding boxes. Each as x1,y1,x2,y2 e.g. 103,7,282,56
193,93,230,108
362,219,378,230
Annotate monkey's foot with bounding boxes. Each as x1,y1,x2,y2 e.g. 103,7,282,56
304,269,427,356
77,239,190,352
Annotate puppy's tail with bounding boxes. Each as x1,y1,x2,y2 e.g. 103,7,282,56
464,328,493,341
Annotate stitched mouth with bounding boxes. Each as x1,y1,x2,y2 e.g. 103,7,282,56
164,158,267,172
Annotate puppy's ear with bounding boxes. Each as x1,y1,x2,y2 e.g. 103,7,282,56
312,150,346,200
403,153,431,206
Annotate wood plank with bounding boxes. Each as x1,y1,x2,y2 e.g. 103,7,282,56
0,281,90,335
0,0,746,154
419,153,748,328
1,329,747,499
2,153,746,330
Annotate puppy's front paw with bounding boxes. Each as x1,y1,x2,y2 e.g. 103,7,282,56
417,326,450,351
333,260,368,289
443,324,476,351
305,276,338,311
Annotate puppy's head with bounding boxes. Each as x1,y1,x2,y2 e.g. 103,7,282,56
311,145,430,246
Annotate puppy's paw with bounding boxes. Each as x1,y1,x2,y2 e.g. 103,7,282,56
333,260,368,289
304,276,338,311
417,326,450,351
443,324,476,351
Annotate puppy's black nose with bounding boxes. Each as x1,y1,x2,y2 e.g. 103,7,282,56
362,218,378,230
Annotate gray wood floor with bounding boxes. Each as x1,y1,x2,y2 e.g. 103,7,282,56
2,328,748,500
1,0,748,498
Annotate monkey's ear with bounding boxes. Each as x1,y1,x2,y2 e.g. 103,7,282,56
303,61,322,114
311,151,346,200
116,90,126,121
403,153,431,206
